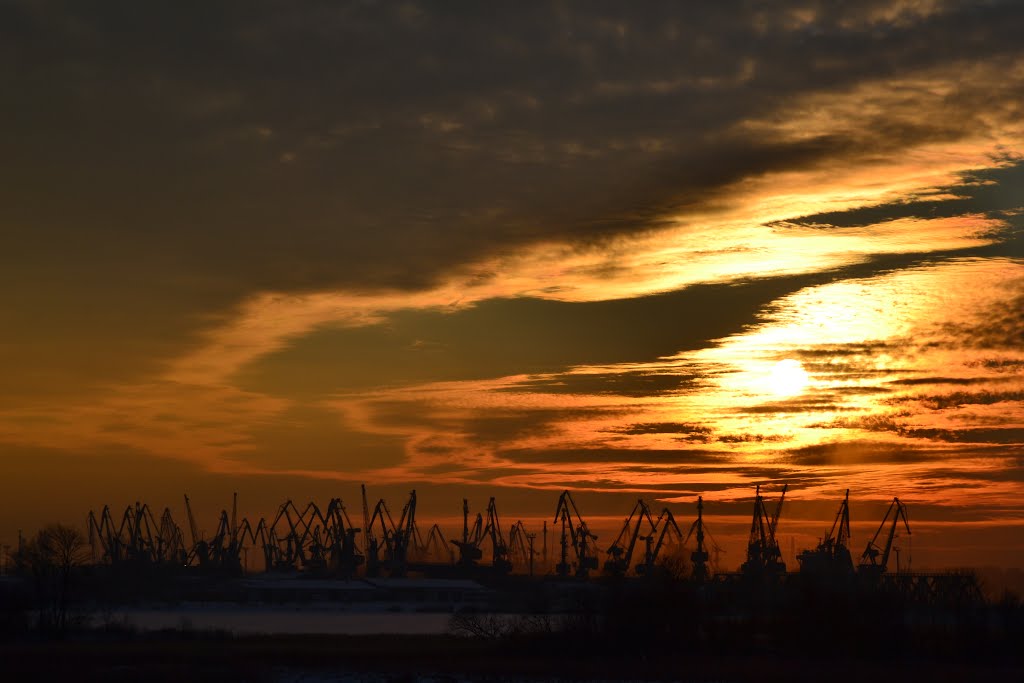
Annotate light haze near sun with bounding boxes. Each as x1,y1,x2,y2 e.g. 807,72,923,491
769,359,811,397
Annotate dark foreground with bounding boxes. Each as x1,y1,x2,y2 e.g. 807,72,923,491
2,627,1022,683
4,566,1023,681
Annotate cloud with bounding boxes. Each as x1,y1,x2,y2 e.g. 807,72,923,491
3,1,1024,555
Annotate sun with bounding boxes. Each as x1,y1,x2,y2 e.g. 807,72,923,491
768,359,810,397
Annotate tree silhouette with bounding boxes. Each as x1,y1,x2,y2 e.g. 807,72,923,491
15,524,89,634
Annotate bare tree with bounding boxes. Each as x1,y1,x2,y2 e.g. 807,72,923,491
15,524,89,634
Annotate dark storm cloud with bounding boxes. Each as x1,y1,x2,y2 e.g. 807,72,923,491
3,1,1023,345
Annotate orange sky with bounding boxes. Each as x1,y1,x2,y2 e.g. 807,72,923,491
2,1,1023,570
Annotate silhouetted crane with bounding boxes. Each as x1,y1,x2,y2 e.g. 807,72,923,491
604,498,658,576
741,484,787,577
681,496,713,581
858,497,911,576
798,489,854,578
451,497,512,574
554,490,598,578
452,498,484,567
638,506,684,576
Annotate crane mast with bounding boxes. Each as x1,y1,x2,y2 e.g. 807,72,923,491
684,496,711,582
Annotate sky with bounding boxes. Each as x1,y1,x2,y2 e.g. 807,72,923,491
2,1,1023,569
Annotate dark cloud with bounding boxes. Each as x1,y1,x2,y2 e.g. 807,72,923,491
786,440,947,466
890,376,1001,386
902,426,1024,444
970,358,1024,372
944,291,1024,349
614,422,713,438
738,397,856,414
781,161,1024,238
496,447,723,466
233,275,830,396
3,1,1023,393
3,1,1024,561
892,390,1024,410
504,370,696,397
230,405,407,471
459,409,593,446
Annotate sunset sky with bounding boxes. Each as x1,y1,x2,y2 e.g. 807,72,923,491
2,1,1022,569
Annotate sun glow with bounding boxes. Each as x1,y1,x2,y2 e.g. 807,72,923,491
768,359,810,397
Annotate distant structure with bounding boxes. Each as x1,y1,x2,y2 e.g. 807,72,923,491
797,489,854,579
56,482,984,607
740,484,787,579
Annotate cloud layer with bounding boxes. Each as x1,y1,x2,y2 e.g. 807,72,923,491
2,1,1023,566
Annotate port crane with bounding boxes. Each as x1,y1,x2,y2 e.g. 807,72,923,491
323,497,364,576
264,500,311,570
419,523,454,564
508,520,537,575
452,498,485,566
637,506,684,576
450,498,512,573
386,490,421,575
681,496,723,581
197,492,243,573
554,490,598,578
88,502,189,568
604,499,658,576
363,491,421,576
858,497,910,576
797,490,854,577
741,484,787,577
482,497,512,574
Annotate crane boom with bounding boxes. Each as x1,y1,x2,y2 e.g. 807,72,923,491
184,495,200,546
769,484,787,543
